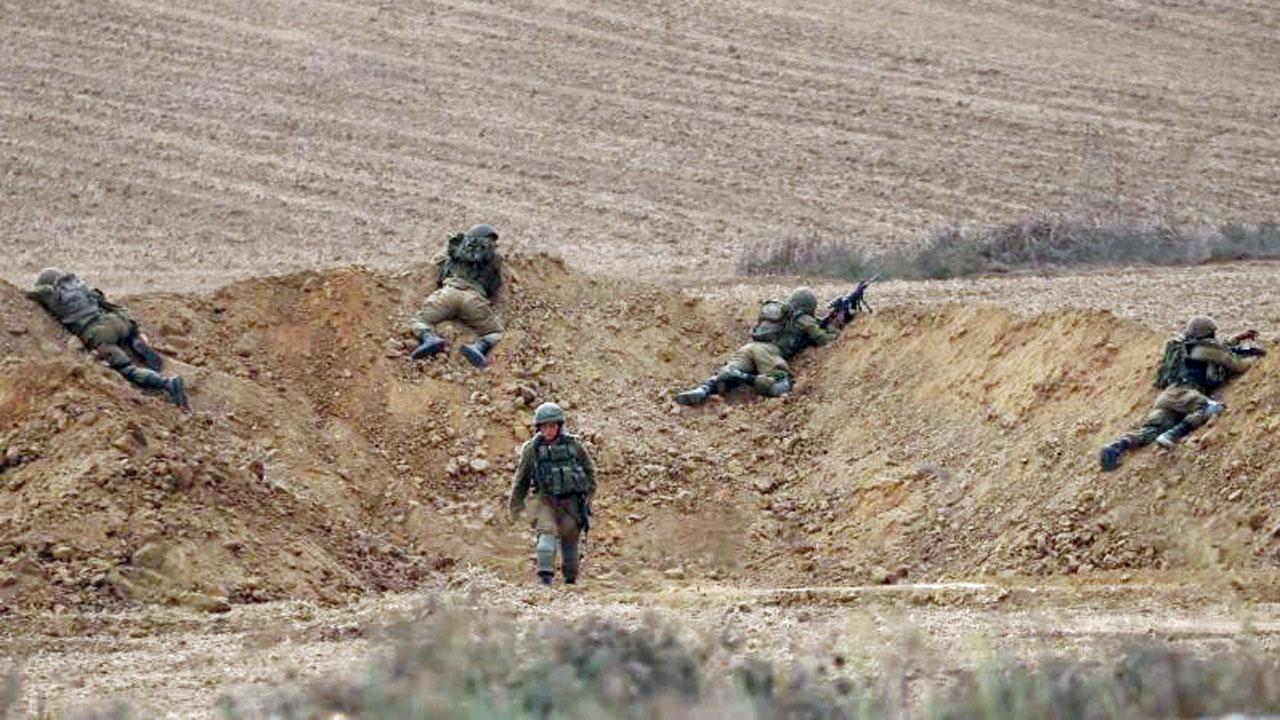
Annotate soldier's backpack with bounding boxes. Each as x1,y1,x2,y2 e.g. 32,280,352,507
451,232,497,264
750,300,793,343
1154,337,1188,389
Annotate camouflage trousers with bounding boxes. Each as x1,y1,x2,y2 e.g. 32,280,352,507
80,314,166,390
410,282,503,345
719,341,791,393
531,494,585,582
1122,385,1214,447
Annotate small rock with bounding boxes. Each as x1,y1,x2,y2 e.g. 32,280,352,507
663,567,686,580
470,458,490,473
178,592,232,614
50,545,74,561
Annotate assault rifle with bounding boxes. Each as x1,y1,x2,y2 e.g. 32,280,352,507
820,275,879,330
1229,329,1268,358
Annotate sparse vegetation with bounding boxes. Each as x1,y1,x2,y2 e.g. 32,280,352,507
198,609,1280,720
739,219,1280,281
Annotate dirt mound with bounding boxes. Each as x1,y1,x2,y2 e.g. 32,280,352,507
3,259,1280,613
0,255,751,612
726,305,1280,587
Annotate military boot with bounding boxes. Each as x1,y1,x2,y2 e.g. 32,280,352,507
675,378,718,406
561,541,580,585
410,333,448,360
1156,421,1194,449
1099,438,1132,472
537,571,554,587
460,338,494,369
164,376,190,409
130,336,164,371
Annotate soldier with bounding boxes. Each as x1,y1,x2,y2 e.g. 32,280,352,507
27,268,188,408
509,402,597,586
1100,316,1259,471
409,223,504,369
674,286,838,406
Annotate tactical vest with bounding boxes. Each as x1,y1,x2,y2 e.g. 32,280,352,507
533,436,590,497
42,277,102,329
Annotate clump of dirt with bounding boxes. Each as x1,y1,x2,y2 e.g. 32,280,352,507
3,257,1279,614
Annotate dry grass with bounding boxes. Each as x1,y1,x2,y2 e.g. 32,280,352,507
739,219,1280,281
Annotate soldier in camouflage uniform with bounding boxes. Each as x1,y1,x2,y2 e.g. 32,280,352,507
674,287,838,406
1100,316,1256,471
409,223,504,369
27,268,189,408
509,402,597,586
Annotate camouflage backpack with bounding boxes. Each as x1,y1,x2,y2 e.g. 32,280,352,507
451,232,497,264
750,300,793,344
1154,337,1188,389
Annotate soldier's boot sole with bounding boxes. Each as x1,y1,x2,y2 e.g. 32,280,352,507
1099,445,1123,472
674,389,708,406
461,343,490,369
410,336,447,360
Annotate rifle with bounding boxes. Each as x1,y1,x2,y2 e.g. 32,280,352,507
1229,329,1268,358
820,274,879,330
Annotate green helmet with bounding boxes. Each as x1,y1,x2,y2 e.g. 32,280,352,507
532,402,566,426
35,267,65,286
788,287,818,315
1185,316,1217,340
466,223,498,241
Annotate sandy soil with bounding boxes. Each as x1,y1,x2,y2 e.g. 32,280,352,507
2,0,1279,291
3,0,1280,717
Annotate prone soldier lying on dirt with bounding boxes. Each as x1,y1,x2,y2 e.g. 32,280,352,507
509,402,597,587
27,268,189,408
1099,315,1264,471
408,223,504,369
674,282,871,406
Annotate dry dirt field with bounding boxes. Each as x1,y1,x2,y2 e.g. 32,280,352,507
3,0,1280,717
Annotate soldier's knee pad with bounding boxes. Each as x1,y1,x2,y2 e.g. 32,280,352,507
536,533,557,574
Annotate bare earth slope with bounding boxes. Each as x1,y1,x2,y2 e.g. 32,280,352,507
3,0,1279,291
6,257,1280,620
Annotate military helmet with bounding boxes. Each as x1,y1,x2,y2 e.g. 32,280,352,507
465,223,498,241
35,267,65,286
532,402,566,426
1185,316,1217,340
788,286,818,315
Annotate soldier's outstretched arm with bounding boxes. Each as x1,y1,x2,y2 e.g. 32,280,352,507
508,441,535,517
1190,343,1254,376
26,284,55,305
799,314,838,347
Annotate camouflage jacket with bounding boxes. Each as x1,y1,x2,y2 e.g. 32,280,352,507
27,275,128,335
773,313,837,360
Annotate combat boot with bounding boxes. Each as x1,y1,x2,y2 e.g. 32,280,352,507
130,336,164,371
537,571,554,587
1099,438,1132,472
460,338,493,369
164,376,190,409
410,333,447,360
675,378,717,406
1156,421,1194,449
